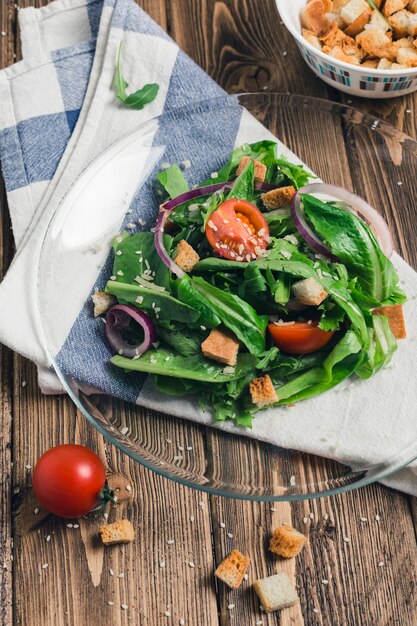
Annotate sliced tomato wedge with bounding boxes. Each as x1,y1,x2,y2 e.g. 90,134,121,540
205,198,269,261
268,322,335,355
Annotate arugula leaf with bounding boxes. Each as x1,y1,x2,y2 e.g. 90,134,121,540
318,300,346,331
114,43,159,110
112,232,172,290
273,157,313,189
264,209,295,237
356,315,397,379
302,194,398,303
155,324,204,357
187,276,268,355
177,275,221,328
111,349,257,382
227,159,255,200
156,164,189,199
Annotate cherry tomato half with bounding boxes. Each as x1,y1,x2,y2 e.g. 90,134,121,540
32,444,107,518
205,198,269,261
268,322,335,355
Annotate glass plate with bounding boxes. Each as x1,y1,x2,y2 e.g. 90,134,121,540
37,93,417,501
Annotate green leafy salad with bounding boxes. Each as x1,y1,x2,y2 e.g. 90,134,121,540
97,140,407,428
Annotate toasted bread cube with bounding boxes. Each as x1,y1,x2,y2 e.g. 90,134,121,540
301,0,332,34
201,328,240,366
396,45,417,64
100,519,135,545
365,9,391,31
383,0,408,16
333,0,351,13
345,8,372,35
236,156,267,183
362,58,380,67
356,28,395,59
214,550,250,589
389,9,417,36
302,27,323,49
250,374,278,407
253,573,298,613
261,185,296,210
291,277,328,307
377,57,393,68
340,0,369,24
372,304,407,339
410,0,417,13
92,291,116,317
327,45,362,63
174,240,200,273
269,525,307,559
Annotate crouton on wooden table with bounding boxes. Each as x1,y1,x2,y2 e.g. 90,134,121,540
262,185,296,210
201,328,240,366
92,291,116,317
100,519,135,545
174,239,200,273
236,156,267,182
214,550,251,589
249,374,278,407
291,277,328,307
372,304,407,339
269,525,308,558
253,573,299,613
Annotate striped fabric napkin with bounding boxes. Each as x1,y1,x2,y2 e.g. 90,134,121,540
0,0,416,495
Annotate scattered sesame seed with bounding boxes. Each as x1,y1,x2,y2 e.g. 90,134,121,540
198,501,204,508
321,579,328,585
25,464,31,470
121,604,128,611
186,446,193,451
110,275,116,281
210,172,218,179
46,535,51,542
227,604,235,610
164,610,171,617
360,517,368,522
227,533,233,539
289,475,296,486
138,218,146,226
343,537,350,543
109,568,114,576
120,426,129,435
188,561,195,568
270,507,278,512
73,524,79,529
160,561,166,568
108,601,114,606
182,159,191,169
220,522,225,528
161,162,170,170
406,109,411,113
118,349,124,356
283,50,287,56
313,608,319,614
42,563,49,570
324,514,329,521
309,512,314,520
116,250,122,256
118,572,124,578
378,561,384,567
200,325,206,331
243,573,249,581
67,523,73,528
173,455,182,461
178,446,184,451
167,539,175,545
375,514,381,521
179,620,185,626
166,438,172,444
125,485,131,492
34,508,39,515
256,621,263,625
303,517,308,524
190,516,195,522
207,220,217,231
1,32,6,37
22,381,27,387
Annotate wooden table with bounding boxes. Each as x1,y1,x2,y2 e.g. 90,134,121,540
1,1,417,625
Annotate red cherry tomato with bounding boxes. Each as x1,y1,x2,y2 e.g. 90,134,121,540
32,445,107,518
268,322,335,355
205,198,269,261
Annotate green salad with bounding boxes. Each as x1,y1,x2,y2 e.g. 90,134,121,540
97,140,407,428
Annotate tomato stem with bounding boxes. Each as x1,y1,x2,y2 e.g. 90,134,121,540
97,480,117,508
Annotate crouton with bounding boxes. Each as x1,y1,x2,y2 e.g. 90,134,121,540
345,8,372,36
291,277,328,307
383,0,408,17
356,28,395,59
253,573,299,613
389,9,417,37
201,328,240,366
261,185,296,210
321,24,365,57
302,27,323,49
333,0,350,12
372,304,407,339
365,9,391,31
249,374,278,407
214,550,251,589
340,0,369,25
301,0,332,34
391,61,409,66
362,58,380,66
174,239,200,273
377,57,393,68
410,0,417,12
236,156,267,183
99,519,135,545
92,291,116,317
396,44,417,63
269,525,307,559
327,45,362,63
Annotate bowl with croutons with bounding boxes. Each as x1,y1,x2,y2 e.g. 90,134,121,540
277,0,417,98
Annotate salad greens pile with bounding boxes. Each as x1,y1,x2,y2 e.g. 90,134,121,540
103,141,406,428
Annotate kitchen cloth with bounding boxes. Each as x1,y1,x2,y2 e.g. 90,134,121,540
0,0,416,495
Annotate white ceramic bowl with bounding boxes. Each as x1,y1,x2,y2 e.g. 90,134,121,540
276,0,417,98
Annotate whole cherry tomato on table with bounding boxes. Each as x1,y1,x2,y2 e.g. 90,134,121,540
205,198,269,261
268,322,335,355
32,444,114,518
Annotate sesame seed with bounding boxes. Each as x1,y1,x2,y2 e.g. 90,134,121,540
186,446,193,451
375,514,381,521
200,325,206,331
179,620,185,626
46,535,51,542
178,445,184,451
118,572,124,578
321,579,328,585
108,601,114,606
243,573,248,581
34,508,39,515
109,568,114,576
343,537,350,543
198,501,204,508
42,563,49,569
164,610,171,617
270,508,278,512
188,561,195,568
73,524,79,529
161,162,170,170
256,621,263,625
167,539,175,545
166,438,172,444
324,514,329,521
360,517,368,522
110,275,116,281
309,512,314,520
227,604,235,610
22,381,27,387
182,159,191,169
303,517,308,524
116,250,122,256
67,523,73,528
207,220,217,231
397,181,403,186
313,608,319,614
210,172,218,179
1,32,6,37
120,426,129,435
121,604,128,610
25,464,32,470
126,485,131,492
138,218,146,226
378,561,384,567
173,455,182,461
220,522,225,528
190,516,195,522
160,561,166,568
227,533,233,539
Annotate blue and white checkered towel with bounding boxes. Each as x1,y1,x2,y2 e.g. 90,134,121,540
1,0,417,495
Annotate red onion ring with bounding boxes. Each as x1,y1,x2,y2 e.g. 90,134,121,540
105,304,156,358
291,183,394,259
